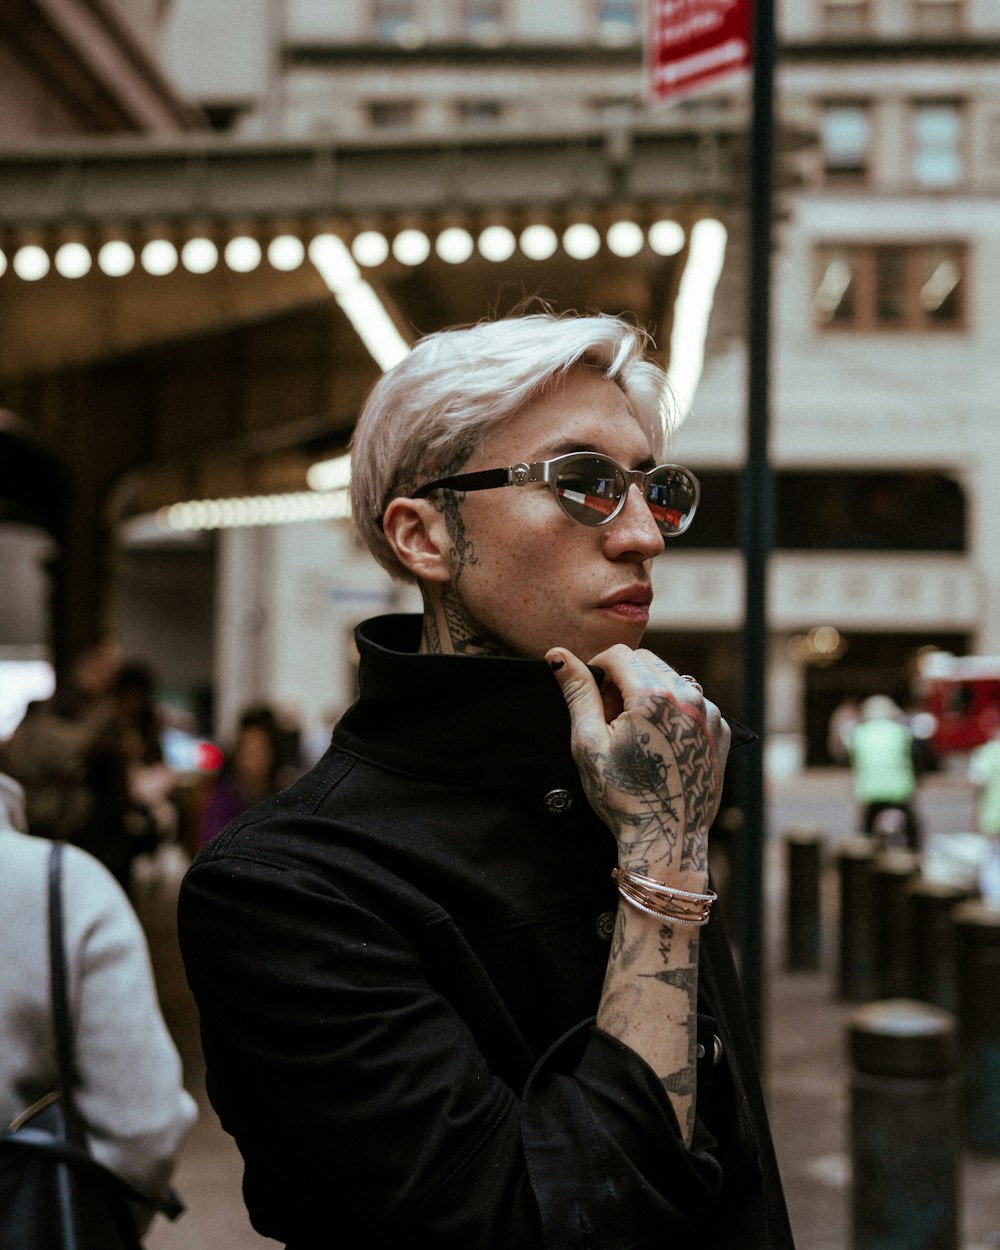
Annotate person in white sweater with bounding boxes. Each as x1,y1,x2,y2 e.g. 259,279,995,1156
0,771,196,1222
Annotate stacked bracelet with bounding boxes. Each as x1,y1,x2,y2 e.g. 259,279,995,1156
611,867,716,926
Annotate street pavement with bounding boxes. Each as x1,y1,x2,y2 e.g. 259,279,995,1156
138,767,1000,1249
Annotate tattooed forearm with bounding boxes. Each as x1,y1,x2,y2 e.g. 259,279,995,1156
655,937,698,1140
611,905,627,958
599,918,700,1145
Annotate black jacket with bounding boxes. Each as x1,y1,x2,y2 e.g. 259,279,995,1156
179,615,794,1249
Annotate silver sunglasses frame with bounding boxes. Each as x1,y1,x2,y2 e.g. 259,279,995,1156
410,451,700,537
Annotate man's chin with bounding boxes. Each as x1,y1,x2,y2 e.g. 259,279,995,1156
579,618,647,658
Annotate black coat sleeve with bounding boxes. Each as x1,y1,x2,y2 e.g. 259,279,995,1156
179,840,729,1250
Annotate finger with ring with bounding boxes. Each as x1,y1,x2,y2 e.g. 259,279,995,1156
679,675,704,695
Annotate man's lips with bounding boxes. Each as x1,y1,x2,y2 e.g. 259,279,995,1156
597,586,653,615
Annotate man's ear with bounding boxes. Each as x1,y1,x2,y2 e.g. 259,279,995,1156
382,498,452,583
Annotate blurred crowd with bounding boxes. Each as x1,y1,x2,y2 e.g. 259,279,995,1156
0,636,312,896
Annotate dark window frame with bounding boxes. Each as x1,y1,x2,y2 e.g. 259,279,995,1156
813,241,968,332
911,0,966,35
673,468,967,554
367,99,418,128
819,0,871,37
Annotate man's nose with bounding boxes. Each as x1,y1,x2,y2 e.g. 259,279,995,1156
605,483,665,558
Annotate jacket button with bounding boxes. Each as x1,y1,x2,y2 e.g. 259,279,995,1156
696,1036,724,1065
543,788,574,813
595,910,617,941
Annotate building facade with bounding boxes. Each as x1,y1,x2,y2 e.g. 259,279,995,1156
761,0,1000,762
157,0,1000,766
3,1,998,769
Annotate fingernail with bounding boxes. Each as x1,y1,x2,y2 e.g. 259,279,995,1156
548,658,564,671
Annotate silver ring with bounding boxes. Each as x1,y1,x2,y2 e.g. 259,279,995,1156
679,675,704,695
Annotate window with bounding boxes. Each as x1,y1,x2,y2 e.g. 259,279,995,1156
820,0,869,36
774,471,966,552
599,0,639,40
912,0,964,34
820,102,872,184
911,102,963,188
374,0,414,41
671,469,966,552
601,0,636,19
814,243,966,330
465,0,502,32
368,100,416,129
456,99,503,126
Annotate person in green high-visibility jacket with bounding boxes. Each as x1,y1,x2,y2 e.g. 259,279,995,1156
850,695,920,849
969,728,1000,837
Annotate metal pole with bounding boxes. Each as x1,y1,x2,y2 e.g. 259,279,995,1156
783,826,824,971
737,0,776,1056
836,836,878,1002
849,999,961,1250
871,848,920,999
954,899,1000,1154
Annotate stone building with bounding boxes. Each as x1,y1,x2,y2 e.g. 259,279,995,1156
2,0,997,767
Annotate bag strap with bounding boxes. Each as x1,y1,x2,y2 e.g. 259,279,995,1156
48,841,87,1149
44,841,185,1223
0,1129,184,1219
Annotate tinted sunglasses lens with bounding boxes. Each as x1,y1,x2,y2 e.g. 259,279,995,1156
646,468,698,535
554,456,626,526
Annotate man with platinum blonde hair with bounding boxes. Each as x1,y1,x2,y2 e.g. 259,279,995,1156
180,311,794,1249
351,313,669,580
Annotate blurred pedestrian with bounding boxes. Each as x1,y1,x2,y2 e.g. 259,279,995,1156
0,637,135,887
197,706,286,847
968,725,1000,837
850,694,920,849
113,661,180,859
0,771,196,1233
827,696,860,765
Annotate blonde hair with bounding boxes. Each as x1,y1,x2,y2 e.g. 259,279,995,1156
350,312,673,579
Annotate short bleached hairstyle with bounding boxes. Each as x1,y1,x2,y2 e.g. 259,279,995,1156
350,311,673,580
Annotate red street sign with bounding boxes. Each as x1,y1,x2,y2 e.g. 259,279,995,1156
648,0,753,102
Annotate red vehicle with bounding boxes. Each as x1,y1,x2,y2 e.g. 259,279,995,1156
916,651,1000,756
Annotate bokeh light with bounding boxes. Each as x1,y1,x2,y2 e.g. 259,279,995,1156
181,238,219,274
53,242,92,278
562,223,601,260
351,231,390,267
13,245,50,281
519,224,558,260
97,240,135,276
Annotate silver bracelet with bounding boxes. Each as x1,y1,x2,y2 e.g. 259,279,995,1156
612,867,716,925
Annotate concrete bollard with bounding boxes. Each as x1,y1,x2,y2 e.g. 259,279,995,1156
872,849,921,1000
837,837,877,1002
848,999,960,1250
953,899,1000,1155
909,880,974,1012
784,825,824,971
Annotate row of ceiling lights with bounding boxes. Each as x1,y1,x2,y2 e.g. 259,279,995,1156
157,216,727,532
0,219,686,282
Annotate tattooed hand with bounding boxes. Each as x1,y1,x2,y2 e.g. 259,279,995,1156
547,644,731,880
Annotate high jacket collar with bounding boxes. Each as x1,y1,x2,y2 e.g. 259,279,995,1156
333,614,580,785
332,614,756,786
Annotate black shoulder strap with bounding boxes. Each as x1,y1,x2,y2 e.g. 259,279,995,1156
48,841,86,1147
42,842,185,1222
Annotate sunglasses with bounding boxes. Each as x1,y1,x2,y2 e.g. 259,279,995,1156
411,452,700,538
